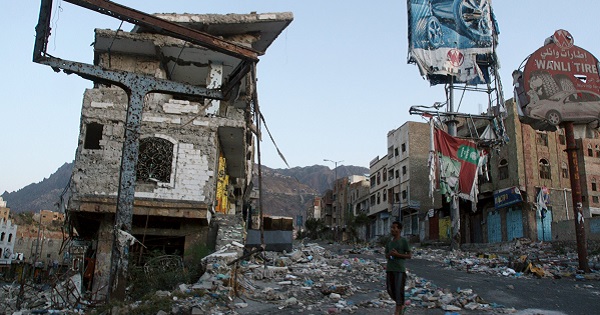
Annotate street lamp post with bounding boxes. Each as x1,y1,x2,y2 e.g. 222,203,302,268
323,159,343,183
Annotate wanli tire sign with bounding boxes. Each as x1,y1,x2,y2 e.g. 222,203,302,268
514,30,600,131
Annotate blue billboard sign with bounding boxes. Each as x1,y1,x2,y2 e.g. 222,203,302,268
407,0,498,85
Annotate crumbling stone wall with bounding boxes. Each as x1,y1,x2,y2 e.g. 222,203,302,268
553,217,600,241
71,84,227,203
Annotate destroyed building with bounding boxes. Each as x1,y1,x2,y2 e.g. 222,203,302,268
63,12,292,301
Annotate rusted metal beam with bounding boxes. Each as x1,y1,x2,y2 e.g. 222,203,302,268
63,0,260,61
222,60,254,98
36,57,225,100
33,0,52,62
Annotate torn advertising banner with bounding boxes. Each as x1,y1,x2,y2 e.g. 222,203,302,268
434,128,479,201
407,0,498,85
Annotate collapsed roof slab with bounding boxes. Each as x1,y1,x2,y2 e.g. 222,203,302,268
94,12,293,109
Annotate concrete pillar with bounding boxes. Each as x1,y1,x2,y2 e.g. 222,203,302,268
204,62,223,116
92,218,114,301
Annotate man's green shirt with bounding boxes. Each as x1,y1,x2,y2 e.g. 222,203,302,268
385,237,410,272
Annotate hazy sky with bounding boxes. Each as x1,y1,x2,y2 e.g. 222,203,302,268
1,0,599,193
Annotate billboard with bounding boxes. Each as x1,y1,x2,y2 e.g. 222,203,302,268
407,0,498,85
515,30,600,131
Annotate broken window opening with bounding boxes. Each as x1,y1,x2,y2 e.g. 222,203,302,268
136,137,174,183
536,132,548,146
561,162,569,179
539,159,551,180
498,159,509,180
84,122,104,150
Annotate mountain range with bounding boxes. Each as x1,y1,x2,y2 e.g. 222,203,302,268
1,162,369,218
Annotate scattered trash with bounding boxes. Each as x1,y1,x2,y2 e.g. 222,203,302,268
3,226,598,315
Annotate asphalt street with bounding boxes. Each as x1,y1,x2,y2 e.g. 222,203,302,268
405,258,598,315
234,243,599,315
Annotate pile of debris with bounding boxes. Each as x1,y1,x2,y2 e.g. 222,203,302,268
3,237,599,314
405,275,515,313
414,238,600,281
1,272,87,314
147,241,520,314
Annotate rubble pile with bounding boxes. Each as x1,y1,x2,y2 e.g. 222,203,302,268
193,243,375,313
413,238,600,281
404,272,515,313
1,273,87,314
3,237,599,314
173,241,521,314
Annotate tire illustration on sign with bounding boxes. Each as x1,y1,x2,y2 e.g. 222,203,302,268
416,16,444,48
537,72,561,99
545,110,562,126
410,0,494,49
431,0,494,44
554,74,576,92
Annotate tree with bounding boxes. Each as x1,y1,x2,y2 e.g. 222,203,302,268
304,218,325,239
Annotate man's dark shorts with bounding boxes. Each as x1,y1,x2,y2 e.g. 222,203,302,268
386,271,406,306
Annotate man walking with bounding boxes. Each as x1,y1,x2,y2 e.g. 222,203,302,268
385,221,412,315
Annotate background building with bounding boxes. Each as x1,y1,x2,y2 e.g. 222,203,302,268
368,156,390,240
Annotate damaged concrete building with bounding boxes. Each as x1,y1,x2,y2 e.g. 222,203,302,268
60,11,292,300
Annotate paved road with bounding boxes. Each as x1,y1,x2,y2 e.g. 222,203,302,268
406,258,599,315
234,244,600,315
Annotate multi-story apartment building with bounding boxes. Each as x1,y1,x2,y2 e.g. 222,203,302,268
348,176,370,240
0,197,9,222
0,218,17,265
13,228,64,266
307,197,322,221
349,176,370,216
578,137,600,218
327,175,366,241
465,98,600,244
0,202,17,266
59,12,291,300
368,156,391,239
387,121,442,239
475,99,568,243
34,210,65,226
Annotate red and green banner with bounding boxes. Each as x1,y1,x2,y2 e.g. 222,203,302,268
434,128,479,201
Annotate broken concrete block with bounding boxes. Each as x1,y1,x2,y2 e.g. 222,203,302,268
442,304,462,311
329,293,342,301
283,297,298,306
287,250,304,262
464,302,480,310
235,302,248,308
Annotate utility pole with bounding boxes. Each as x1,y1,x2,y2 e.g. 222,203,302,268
324,159,343,183
446,76,461,250
564,122,590,272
